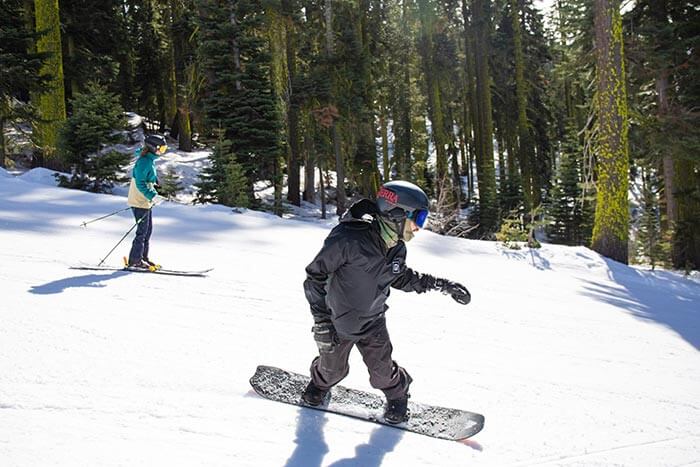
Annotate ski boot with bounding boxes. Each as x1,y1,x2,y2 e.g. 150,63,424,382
124,257,156,271
143,258,161,270
301,381,328,406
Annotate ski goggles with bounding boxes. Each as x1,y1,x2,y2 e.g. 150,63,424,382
408,208,429,228
156,145,168,154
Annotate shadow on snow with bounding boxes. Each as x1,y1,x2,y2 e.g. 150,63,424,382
29,271,129,295
582,258,700,350
284,408,404,467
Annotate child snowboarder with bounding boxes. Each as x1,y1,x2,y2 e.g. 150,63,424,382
302,180,471,424
126,134,167,269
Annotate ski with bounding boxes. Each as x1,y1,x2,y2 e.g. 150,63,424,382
71,263,212,277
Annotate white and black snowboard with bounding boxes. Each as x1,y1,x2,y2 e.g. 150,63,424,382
249,365,484,441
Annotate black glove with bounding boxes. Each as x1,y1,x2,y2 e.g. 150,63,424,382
435,278,471,305
312,321,338,353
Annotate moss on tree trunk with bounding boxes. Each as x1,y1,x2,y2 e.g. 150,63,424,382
591,0,629,264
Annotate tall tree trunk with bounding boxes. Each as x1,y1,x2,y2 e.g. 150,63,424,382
398,0,412,180
230,6,242,91
511,0,534,213
591,0,629,264
319,166,327,219
673,158,700,270
284,1,301,206
418,0,449,199
303,124,315,203
287,104,301,205
34,0,66,170
325,0,346,216
472,0,499,234
380,102,389,181
350,0,380,198
461,0,477,205
447,109,463,204
655,72,676,227
171,0,192,151
0,116,6,168
66,34,79,100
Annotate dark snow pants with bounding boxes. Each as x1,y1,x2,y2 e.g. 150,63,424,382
310,322,412,401
128,207,152,265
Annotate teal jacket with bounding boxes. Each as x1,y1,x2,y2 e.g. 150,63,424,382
132,148,159,200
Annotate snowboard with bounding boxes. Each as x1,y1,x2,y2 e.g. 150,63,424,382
249,365,484,441
70,264,212,277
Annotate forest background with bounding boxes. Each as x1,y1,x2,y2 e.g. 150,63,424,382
1,0,698,270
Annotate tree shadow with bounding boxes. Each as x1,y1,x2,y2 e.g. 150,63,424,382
498,247,552,270
581,258,700,350
29,271,128,295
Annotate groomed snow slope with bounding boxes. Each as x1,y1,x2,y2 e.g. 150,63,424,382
1,170,699,466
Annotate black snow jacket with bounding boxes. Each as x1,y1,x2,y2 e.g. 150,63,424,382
303,199,435,339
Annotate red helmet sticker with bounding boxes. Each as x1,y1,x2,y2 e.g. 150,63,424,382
377,187,399,205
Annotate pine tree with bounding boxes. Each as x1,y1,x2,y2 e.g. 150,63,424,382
197,0,283,207
548,124,585,245
195,134,248,209
636,167,667,269
626,0,700,270
60,0,127,99
159,165,183,200
0,0,51,167
56,83,128,193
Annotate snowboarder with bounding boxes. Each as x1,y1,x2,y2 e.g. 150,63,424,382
126,134,167,269
302,180,471,424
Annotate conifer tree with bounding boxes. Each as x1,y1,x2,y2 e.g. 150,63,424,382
159,165,183,200
60,0,127,99
56,83,128,192
195,134,248,209
548,122,585,245
197,0,283,206
0,0,50,167
626,0,700,270
636,167,667,269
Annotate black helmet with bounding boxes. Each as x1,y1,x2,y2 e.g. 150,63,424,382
376,180,430,228
144,134,167,154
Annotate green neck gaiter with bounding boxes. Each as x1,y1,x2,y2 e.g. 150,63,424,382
377,216,400,249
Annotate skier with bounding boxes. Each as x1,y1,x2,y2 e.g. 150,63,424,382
126,134,167,269
302,180,471,424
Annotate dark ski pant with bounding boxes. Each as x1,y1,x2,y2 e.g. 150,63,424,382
128,207,152,265
310,323,411,401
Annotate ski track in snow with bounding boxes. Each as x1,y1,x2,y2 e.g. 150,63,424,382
0,168,699,466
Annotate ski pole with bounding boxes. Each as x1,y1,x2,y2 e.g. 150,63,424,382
97,210,150,266
80,207,132,227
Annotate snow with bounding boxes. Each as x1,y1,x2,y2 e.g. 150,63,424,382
1,167,699,466
16,167,64,186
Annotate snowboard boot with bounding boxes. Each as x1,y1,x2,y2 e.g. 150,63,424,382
302,381,328,406
384,395,410,424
